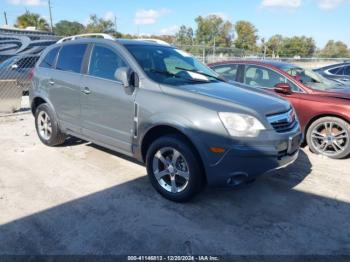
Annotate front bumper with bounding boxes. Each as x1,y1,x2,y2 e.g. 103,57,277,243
204,130,302,187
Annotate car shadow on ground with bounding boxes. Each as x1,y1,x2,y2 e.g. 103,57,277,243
1,148,349,255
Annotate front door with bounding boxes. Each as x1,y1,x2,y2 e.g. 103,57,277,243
81,44,135,155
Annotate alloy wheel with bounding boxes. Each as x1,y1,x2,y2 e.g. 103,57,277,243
311,121,349,157
37,111,52,140
152,147,190,193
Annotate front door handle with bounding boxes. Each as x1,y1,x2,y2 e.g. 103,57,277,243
82,87,91,95
49,80,55,85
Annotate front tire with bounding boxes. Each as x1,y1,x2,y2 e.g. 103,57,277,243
146,134,204,202
35,103,66,146
306,117,350,159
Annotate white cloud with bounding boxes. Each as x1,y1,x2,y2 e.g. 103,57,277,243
208,12,229,20
7,0,45,6
317,0,345,10
261,0,302,8
134,8,171,25
104,11,115,21
159,25,179,35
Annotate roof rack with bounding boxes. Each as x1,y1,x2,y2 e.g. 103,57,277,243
56,33,115,44
135,38,171,46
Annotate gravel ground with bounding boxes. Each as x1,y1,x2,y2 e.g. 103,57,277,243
0,112,349,255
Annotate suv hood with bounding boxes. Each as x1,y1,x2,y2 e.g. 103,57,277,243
174,81,291,116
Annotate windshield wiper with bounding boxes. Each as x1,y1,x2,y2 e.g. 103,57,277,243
149,68,210,83
175,67,227,83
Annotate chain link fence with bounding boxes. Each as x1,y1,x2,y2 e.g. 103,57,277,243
0,55,38,113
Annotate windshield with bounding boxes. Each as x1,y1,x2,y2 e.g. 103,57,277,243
125,44,221,85
282,65,341,90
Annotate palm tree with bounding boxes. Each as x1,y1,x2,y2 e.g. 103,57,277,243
15,11,49,31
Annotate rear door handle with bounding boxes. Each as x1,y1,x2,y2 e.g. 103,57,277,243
82,87,91,95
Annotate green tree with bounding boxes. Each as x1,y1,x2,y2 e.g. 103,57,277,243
85,14,115,33
15,11,49,31
266,34,284,57
320,40,350,58
54,20,85,36
280,36,316,57
175,25,194,45
234,20,258,51
195,15,233,48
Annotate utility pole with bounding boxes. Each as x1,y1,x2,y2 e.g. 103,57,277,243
4,11,8,25
48,0,53,32
114,15,117,33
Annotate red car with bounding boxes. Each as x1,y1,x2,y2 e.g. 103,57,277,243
210,60,350,159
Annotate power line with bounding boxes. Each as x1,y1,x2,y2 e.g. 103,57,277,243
4,11,8,25
48,0,53,32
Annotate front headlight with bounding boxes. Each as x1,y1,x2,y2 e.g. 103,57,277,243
218,112,265,137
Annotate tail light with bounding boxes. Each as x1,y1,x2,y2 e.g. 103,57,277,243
29,68,35,81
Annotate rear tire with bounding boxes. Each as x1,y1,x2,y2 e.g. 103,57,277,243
35,103,66,146
306,117,350,159
146,134,204,202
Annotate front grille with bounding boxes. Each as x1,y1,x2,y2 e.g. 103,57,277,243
267,109,298,133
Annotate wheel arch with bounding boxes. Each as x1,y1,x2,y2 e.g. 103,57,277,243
140,124,207,184
304,113,350,137
31,96,47,115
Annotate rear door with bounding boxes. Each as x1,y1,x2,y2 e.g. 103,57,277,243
80,44,135,155
48,43,88,133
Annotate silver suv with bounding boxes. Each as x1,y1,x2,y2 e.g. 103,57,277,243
30,39,302,202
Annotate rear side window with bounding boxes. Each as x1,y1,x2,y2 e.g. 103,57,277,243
329,67,344,75
88,45,126,81
212,64,238,82
56,44,87,73
344,66,350,75
40,47,59,69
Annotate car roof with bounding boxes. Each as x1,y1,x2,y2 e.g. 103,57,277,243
210,59,302,72
53,37,172,48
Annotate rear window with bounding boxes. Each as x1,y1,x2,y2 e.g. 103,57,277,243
56,44,87,73
40,47,60,69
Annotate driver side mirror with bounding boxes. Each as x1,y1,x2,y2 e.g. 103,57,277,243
274,83,292,95
114,67,138,94
11,64,19,70
115,67,131,87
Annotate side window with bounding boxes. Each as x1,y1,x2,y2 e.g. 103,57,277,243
88,45,126,81
244,65,285,88
344,66,350,76
40,47,60,69
56,44,87,73
287,79,302,92
212,64,238,82
329,67,344,75
17,57,39,69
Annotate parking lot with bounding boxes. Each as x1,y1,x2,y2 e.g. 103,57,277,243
0,111,349,255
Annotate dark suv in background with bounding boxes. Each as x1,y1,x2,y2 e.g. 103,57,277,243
210,60,350,159
30,39,301,201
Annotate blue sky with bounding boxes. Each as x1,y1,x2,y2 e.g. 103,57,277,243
1,0,350,47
